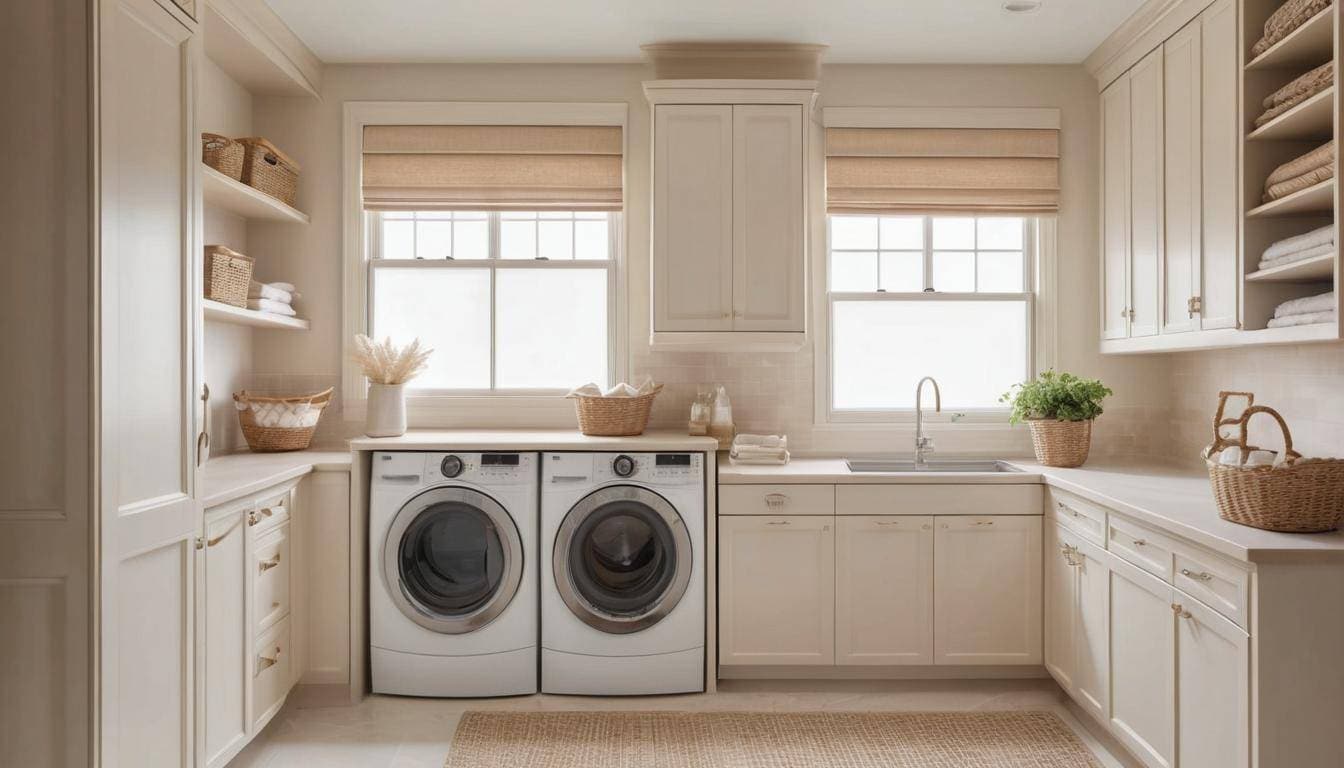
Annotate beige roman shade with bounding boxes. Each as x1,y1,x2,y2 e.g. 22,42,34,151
825,127,1060,215
362,124,623,211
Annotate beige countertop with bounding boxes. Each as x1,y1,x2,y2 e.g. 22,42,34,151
349,429,720,453
200,450,351,509
719,456,1344,563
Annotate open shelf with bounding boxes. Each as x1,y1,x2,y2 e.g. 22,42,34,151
1247,87,1335,141
1246,252,1336,281
1245,6,1334,71
202,164,309,223
1247,178,1335,217
203,299,309,330
203,2,319,98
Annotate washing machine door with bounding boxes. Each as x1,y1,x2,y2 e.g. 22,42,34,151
384,486,523,634
554,485,692,635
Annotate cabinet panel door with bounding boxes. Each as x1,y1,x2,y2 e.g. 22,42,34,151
836,516,933,665
653,104,734,332
1101,77,1132,340
732,104,804,332
1199,0,1240,331
201,510,248,768
1129,47,1164,339
299,472,352,686
1176,595,1249,768
933,516,1042,665
1073,538,1111,724
1044,523,1078,690
1162,21,1200,335
718,515,834,666
1109,556,1175,768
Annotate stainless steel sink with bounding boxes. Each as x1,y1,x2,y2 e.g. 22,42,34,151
844,458,1021,473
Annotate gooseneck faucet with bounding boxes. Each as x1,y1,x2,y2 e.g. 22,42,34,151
914,376,942,469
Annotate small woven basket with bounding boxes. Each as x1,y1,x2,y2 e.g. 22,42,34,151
233,388,333,452
1203,391,1344,533
1027,418,1093,468
202,133,244,180
238,137,300,206
571,385,663,436
204,245,253,307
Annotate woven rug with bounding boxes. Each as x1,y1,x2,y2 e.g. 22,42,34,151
445,710,1103,768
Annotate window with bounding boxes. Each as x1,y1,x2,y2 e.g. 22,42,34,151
369,210,617,393
827,215,1034,417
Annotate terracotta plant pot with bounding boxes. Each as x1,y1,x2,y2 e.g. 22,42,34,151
1027,418,1092,468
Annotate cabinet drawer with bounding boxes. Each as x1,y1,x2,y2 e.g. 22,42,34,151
1108,515,1174,581
719,484,833,516
253,523,291,635
837,484,1041,516
1173,543,1249,630
1049,489,1107,546
250,492,290,536
252,617,292,732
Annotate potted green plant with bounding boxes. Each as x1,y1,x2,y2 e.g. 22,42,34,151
1000,371,1113,467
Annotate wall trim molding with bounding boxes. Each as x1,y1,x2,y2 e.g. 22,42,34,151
1083,0,1217,90
822,106,1061,130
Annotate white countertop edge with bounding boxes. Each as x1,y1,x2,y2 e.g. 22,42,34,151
348,429,720,453
200,450,352,509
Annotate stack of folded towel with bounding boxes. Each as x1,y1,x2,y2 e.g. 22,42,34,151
1251,0,1334,58
1256,62,1333,127
1263,141,1335,203
247,280,300,317
1258,223,1334,270
1267,290,1335,328
729,434,790,465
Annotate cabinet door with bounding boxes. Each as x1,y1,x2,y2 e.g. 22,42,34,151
1198,0,1240,331
298,472,351,686
200,510,248,768
1109,556,1175,768
836,516,933,665
653,104,734,332
1175,594,1249,768
1128,47,1164,339
1044,523,1078,690
1162,21,1200,335
718,515,834,665
732,104,804,332
1073,537,1111,724
1101,77,1132,340
933,516,1042,665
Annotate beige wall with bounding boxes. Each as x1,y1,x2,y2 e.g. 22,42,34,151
249,61,1171,454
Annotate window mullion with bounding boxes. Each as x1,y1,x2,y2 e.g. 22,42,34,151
922,216,933,291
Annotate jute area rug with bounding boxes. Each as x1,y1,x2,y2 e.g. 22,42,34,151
444,710,1103,767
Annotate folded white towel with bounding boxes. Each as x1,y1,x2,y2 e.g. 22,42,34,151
568,376,656,399
1258,242,1335,271
1216,446,1279,467
1267,310,1335,328
729,451,791,466
248,281,294,303
247,298,297,316
732,434,788,450
1273,291,1335,318
1262,224,1334,261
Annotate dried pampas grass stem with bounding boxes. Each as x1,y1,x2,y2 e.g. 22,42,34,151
352,334,433,385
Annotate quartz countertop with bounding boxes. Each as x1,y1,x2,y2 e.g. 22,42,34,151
349,429,720,453
199,450,352,509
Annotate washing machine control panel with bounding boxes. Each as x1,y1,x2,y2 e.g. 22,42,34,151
363,452,537,487
581,452,703,486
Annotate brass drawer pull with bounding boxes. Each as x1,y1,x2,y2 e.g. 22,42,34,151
259,554,282,573
207,516,243,547
1170,603,1192,619
763,493,790,510
766,520,791,526
1057,501,1080,518
255,645,282,675
1180,568,1213,582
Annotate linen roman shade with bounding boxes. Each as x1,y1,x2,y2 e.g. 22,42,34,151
362,124,623,211
825,127,1060,215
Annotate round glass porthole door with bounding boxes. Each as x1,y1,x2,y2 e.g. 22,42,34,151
554,485,692,635
384,486,523,634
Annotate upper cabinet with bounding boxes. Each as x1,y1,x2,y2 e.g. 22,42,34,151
646,81,813,346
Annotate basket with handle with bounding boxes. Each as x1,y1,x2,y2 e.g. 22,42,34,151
202,133,244,179
1203,391,1344,532
237,136,300,206
233,388,333,452
204,245,253,308
570,385,663,436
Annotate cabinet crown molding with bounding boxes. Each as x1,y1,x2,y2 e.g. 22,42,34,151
1084,0,1211,89
641,42,826,81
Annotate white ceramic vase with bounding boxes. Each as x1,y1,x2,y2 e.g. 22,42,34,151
366,382,407,437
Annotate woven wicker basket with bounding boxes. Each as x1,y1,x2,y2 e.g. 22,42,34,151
204,245,253,307
1203,391,1344,532
202,133,244,180
571,385,663,436
233,388,333,452
1027,418,1093,468
238,137,300,206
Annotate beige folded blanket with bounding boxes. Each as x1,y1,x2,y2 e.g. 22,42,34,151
1257,63,1334,126
1264,164,1335,201
1252,0,1334,57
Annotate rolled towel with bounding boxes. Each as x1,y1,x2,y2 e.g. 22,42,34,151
1265,141,1334,189
1261,223,1334,261
246,298,297,316
1273,291,1335,318
1258,242,1334,271
566,383,603,397
1267,310,1335,328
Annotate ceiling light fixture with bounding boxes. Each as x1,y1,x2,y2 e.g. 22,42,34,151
1002,0,1043,13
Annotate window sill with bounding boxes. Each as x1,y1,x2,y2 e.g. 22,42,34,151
345,394,578,429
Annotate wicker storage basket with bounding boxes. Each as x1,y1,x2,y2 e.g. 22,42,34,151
1203,391,1344,532
233,388,333,452
238,137,300,206
571,385,663,436
204,245,254,308
202,133,244,180
1027,418,1093,468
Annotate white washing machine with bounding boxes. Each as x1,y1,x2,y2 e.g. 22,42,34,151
369,451,538,697
541,452,705,695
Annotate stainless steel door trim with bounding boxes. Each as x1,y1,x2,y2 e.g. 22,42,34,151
383,485,524,635
553,484,693,635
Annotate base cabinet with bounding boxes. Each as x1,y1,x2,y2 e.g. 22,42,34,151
1045,523,1109,723
1109,556,1176,768
933,516,1042,665
1175,596,1249,768
835,516,933,665
200,509,249,768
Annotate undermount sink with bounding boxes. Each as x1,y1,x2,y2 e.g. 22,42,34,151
844,458,1021,473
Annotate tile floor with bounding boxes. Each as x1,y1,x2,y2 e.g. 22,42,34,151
228,679,1127,767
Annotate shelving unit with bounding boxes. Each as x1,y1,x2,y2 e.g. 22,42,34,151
202,164,310,223
1244,5,1332,71
1245,178,1334,217
1246,251,1335,281
1246,86,1333,141
204,299,310,330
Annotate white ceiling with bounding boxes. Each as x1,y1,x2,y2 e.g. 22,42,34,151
262,0,1146,65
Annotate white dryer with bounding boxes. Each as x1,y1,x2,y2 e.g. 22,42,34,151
541,452,705,695
369,451,538,697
